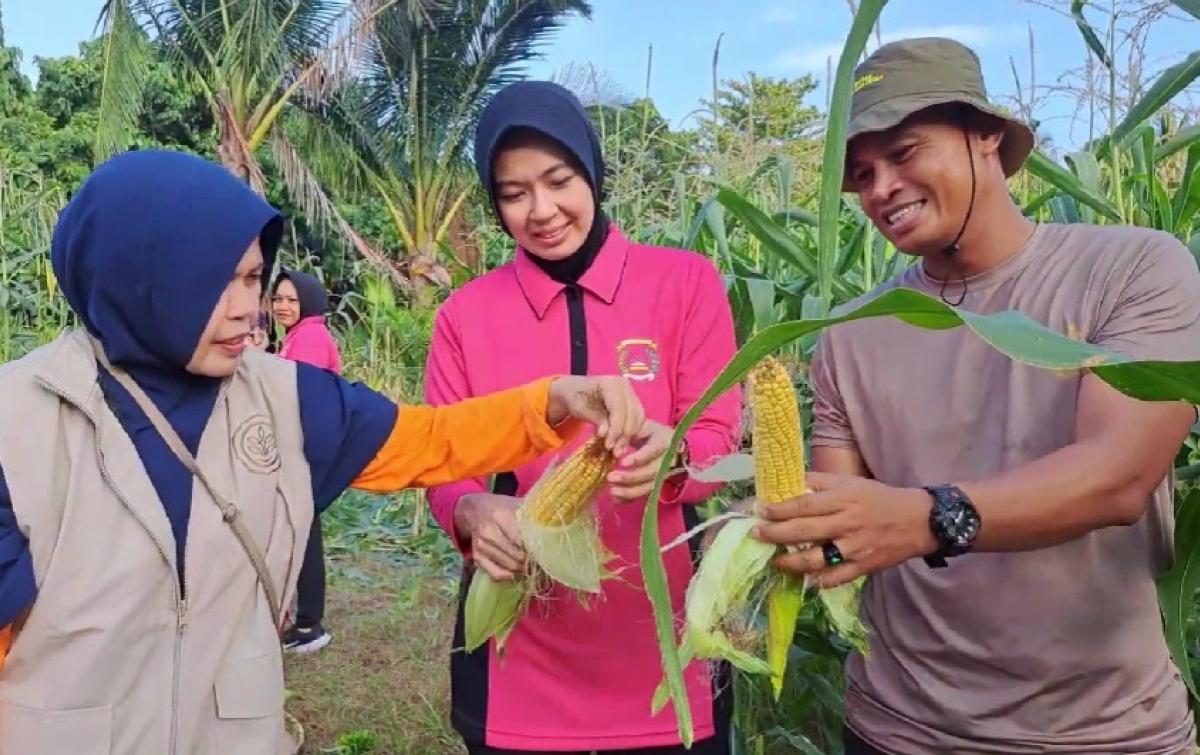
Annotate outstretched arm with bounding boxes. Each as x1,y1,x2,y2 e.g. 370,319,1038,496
298,364,645,512
423,304,492,553
351,377,583,492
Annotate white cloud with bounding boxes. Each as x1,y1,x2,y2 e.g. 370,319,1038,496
774,24,1022,73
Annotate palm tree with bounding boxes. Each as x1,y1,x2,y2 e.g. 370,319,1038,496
93,0,432,273
314,0,593,303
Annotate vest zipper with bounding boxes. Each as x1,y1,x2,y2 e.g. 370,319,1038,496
36,378,187,755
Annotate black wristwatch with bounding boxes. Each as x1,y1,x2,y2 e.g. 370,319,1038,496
921,484,981,568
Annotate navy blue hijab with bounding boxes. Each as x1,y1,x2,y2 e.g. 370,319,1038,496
0,150,396,623
473,80,610,285
52,148,283,404
50,148,283,577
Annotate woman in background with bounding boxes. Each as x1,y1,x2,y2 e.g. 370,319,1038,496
272,268,342,653
425,81,743,755
272,268,341,373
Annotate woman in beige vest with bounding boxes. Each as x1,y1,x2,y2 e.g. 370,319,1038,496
0,149,662,755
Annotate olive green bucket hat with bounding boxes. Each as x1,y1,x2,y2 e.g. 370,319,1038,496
842,36,1035,191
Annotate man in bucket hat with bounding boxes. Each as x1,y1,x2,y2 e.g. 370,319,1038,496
754,37,1200,754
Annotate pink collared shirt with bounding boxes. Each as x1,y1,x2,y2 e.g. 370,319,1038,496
278,316,341,374
425,224,742,751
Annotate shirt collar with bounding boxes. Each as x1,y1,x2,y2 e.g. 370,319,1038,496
514,222,629,319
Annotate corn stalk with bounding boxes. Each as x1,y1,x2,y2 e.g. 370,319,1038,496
640,0,1200,745
0,163,72,361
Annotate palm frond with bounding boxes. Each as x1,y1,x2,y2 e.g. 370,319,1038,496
268,128,410,288
363,0,593,165
279,103,374,200
284,0,432,109
550,60,632,108
93,0,156,163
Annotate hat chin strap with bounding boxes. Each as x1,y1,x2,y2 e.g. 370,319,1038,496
937,126,978,307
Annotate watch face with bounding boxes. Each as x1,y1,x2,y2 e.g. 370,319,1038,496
930,486,980,553
944,505,981,547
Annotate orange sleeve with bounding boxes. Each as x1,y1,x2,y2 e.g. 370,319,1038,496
0,623,11,675
351,376,587,492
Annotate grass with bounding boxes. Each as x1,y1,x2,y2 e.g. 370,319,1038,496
284,551,463,754
285,491,467,754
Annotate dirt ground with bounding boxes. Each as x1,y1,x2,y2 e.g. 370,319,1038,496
284,554,465,754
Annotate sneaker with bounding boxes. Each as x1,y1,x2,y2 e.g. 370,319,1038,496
283,624,332,654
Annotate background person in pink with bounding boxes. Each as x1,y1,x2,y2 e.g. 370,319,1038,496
272,268,342,372
424,80,743,755
272,267,341,653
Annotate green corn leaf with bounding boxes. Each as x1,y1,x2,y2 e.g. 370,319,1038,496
640,285,1200,741
638,0,889,742
1025,150,1121,220
1097,51,1200,159
1158,486,1200,699
1169,0,1200,21
1070,0,1114,70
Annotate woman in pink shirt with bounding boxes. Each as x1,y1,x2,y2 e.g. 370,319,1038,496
272,267,342,654
272,268,342,373
425,81,743,755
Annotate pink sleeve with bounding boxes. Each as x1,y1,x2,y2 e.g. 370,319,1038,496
660,257,744,506
286,327,338,371
423,300,489,554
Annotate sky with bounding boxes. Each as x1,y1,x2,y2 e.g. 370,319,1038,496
4,0,1197,153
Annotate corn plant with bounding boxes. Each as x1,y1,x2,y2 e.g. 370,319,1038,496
0,165,73,360
636,0,1200,749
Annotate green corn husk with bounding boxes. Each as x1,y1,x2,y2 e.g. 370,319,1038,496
463,570,527,656
652,512,870,714
816,575,869,652
461,443,620,656
517,511,614,594
766,572,805,699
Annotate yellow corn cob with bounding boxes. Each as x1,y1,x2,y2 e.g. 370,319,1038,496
748,355,809,700
521,437,617,527
748,356,807,504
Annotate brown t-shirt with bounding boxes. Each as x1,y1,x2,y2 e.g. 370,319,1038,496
810,222,1200,754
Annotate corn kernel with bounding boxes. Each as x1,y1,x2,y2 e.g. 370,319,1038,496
748,356,806,505
522,437,616,526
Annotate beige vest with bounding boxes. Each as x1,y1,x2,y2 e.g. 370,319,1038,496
0,330,314,755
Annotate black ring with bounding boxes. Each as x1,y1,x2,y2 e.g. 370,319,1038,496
822,541,845,567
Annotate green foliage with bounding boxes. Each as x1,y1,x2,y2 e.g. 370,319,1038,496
587,97,695,223
4,1,1200,752
697,73,822,159
303,0,595,303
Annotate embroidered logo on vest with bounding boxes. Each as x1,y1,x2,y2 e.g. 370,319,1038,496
616,338,660,382
232,414,280,474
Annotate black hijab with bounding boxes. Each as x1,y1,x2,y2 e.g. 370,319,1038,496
274,268,329,324
473,80,610,285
